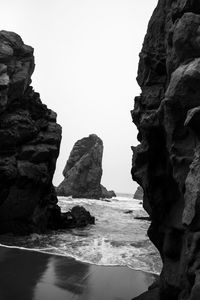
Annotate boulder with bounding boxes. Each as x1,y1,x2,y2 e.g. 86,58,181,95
131,1,200,299
56,134,116,199
61,205,95,228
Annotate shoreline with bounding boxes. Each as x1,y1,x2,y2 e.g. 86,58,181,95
0,245,157,300
0,242,159,275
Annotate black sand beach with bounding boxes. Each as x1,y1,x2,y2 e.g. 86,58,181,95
0,246,156,300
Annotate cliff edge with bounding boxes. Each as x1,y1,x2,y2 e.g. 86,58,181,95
0,30,62,234
132,1,200,299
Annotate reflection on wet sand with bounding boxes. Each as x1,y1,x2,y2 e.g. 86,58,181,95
34,256,90,299
0,246,157,300
0,246,49,300
53,256,90,294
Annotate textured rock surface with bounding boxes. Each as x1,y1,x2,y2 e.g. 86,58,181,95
61,205,95,228
132,1,200,299
0,30,63,234
56,134,116,199
133,186,143,200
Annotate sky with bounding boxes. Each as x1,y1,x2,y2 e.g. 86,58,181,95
1,0,158,193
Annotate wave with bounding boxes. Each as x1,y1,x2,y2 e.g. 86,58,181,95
0,196,161,276
0,242,161,275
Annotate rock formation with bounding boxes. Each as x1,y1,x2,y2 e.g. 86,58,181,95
0,30,61,234
56,134,116,199
61,205,95,228
131,1,200,299
133,186,143,200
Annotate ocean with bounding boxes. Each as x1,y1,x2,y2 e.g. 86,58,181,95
0,195,162,275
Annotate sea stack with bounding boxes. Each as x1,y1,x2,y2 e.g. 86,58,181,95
133,186,143,200
132,1,200,300
56,134,116,199
0,30,62,234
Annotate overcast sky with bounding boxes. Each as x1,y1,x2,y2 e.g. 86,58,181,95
1,0,157,193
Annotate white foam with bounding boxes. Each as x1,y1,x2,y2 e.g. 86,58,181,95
0,196,161,275
0,242,160,275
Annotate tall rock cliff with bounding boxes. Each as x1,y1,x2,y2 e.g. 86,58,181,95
132,1,200,299
0,30,62,234
57,134,116,199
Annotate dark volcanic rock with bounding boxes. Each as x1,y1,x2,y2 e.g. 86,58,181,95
134,216,151,221
133,186,143,200
56,134,116,199
132,1,200,300
61,205,95,228
0,30,63,234
100,184,116,198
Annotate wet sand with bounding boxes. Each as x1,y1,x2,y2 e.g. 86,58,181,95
0,245,157,300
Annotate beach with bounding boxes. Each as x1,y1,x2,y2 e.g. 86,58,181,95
0,196,161,275
0,246,157,300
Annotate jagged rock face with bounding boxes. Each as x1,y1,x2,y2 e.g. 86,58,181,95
131,1,200,300
57,134,116,199
0,30,62,234
133,186,143,200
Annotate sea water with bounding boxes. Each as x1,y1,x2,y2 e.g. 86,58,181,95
0,195,162,274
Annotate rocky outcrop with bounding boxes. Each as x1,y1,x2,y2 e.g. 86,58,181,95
131,1,200,300
0,30,63,234
100,184,116,199
56,134,116,199
133,186,143,200
61,205,95,228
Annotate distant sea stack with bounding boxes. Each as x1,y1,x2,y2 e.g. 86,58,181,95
0,30,63,234
131,1,200,300
56,134,116,199
133,186,143,200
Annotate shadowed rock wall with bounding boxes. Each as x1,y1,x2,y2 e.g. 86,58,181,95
132,1,200,299
0,30,62,234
